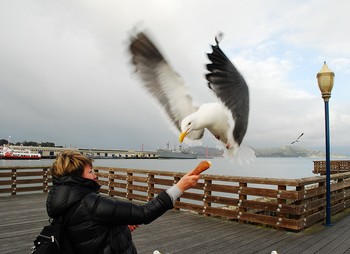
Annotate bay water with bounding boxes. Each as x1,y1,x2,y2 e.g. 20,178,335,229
2,157,347,179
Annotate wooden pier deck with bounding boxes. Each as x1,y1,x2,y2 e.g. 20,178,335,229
2,194,350,254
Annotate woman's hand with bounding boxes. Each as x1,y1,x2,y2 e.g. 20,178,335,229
176,172,200,192
176,161,211,192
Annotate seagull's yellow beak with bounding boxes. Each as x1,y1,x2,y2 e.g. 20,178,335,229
179,131,188,143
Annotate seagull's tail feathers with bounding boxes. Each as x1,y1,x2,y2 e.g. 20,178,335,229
226,143,256,165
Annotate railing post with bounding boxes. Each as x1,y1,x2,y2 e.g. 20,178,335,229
174,176,181,210
11,168,17,195
319,180,327,218
203,179,212,217
295,185,306,230
238,182,247,224
94,168,99,181
277,185,287,230
147,173,155,201
338,177,344,196
126,172,133,200
109,169,114,197
43,168,49,193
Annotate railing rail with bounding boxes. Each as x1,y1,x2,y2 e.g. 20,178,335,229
2,165,350,231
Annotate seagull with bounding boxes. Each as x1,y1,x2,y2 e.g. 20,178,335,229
129,31,255,162
291,133,304,144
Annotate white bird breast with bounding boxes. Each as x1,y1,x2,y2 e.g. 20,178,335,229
192,102,234,145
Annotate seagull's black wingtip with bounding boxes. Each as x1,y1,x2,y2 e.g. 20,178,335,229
215,37,219,46
214,32,224,46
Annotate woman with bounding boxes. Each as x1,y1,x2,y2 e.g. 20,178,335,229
47,151,200,254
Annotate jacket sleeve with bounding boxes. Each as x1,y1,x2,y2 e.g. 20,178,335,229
84,190,174,225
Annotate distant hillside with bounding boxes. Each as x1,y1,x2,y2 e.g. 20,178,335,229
254,145,346,158
191,145,346,158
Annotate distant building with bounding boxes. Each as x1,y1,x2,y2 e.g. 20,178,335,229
9,146,158,159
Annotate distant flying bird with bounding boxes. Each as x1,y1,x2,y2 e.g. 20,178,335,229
291,133,304,144
129,31,255,162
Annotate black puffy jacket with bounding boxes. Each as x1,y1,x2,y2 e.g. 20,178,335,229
46,175,174,254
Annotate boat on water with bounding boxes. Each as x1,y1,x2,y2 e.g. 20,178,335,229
0,145,41,160
157,144,197,159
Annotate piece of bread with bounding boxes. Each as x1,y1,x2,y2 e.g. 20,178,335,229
190,161,212,175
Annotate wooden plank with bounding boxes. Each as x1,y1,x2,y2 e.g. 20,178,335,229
205,195,239,206
173,220,262,253
109,181,127,189
109,189,127,197
174,201,203,213
126,184,148,192
238,187,299,199
109,174,128,180
204,206,239,218
283,223,349,253
180,192,204,201
14,186,45,193
0,180,12,185
239,199,302,215
151,178,174,186
239,212,301,231
13,171,45,177
0,172,14,177
202,174,300,186
127,193,148,202
0,187,12,194
15,179,44,185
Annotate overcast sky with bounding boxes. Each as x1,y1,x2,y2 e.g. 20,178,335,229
1,0,350,153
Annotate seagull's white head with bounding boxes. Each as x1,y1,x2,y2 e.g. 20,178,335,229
179,115,195,143
179,111,206,143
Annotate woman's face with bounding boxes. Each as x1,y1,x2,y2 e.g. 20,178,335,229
82,165,97,181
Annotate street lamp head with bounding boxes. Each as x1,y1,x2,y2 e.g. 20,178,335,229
317,61,334,101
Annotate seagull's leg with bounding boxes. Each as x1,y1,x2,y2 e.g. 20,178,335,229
214,135,230,149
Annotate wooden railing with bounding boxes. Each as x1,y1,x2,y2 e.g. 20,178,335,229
0,166,51,195
2,165,350,231
313,160,350,175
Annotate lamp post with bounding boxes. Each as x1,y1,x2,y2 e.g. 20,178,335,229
316,61,334,226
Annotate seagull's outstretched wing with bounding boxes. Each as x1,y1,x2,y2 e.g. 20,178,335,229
129,32,204,140
297,132,304,140
205,42,250,146
291,132,304,144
